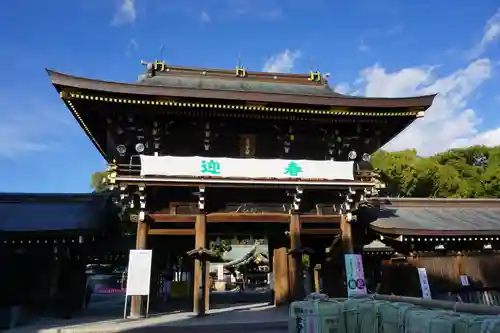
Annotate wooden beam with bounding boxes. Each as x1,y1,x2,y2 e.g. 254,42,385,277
148,212,341,225
301,215,341,223
302,228,340,235
207,213,289,223
150,214,196,223
116,178,374,189
148,229,195,235
205,213,341,223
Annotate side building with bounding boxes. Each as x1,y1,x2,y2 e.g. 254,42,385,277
47,61,435,316
363,197,500,301
0,193,117,327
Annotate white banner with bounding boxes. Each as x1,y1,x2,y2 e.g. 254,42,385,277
126,250,153,296
140,155,354,181
417,268,432,299
344,254,367,297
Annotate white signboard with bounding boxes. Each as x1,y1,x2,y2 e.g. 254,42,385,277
417,268,432,299
344,254,367,297
140,155,354,181
126,250,153,296
216,264,224,281
460,275,470,286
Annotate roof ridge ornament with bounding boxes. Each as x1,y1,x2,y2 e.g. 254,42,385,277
236,65,247,77
141,60,168,76
154,60,167,72
308,71,322,82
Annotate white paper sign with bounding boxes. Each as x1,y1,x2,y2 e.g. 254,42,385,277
216,264,224,281
126,250,153,296
140,155,354,181
344,254,367,297
460,275,470,286
417,268,432,299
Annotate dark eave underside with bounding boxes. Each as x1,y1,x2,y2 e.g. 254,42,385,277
47,69,436,109
369,198,500,236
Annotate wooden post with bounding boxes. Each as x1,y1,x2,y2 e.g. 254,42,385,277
267,237,275,305
339,213,354,297
204,261,210,312
273,245,289,306
130,220,148,318
193,214,207,315
340,214,354,254
311,245,324,293
313,265,321,293
288,214,303,301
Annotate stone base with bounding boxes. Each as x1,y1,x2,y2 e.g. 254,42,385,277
127,314,146,319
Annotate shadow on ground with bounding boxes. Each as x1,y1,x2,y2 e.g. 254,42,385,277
5,291,288,333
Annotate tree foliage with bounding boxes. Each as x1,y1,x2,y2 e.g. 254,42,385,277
90,170,110,193
210,240,233,259
372,145,500,198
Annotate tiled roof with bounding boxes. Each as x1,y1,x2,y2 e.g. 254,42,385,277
370,206,500,236
0,193,110,232
138,74,342,97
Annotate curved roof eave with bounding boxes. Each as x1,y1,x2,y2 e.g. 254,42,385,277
222,244,259,267
46,69,437,109
370,225,500,237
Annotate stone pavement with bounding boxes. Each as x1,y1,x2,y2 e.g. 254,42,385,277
5,302,289,333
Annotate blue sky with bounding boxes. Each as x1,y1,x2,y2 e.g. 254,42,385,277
0,0,499,193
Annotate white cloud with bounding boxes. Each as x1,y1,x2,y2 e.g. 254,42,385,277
200,11,211,23
0,122,48,158
334,83,350,95
125,38,138,57
468,8,500,59
352,58,498,155
0,99,75,158
112,0,136,26
358,39,370,53
263,49,301,73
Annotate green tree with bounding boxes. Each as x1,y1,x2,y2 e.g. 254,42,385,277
372,145,500,198
210,239,233,259
90,170,110,193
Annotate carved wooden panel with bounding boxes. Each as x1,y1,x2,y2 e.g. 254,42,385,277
239,134,256,157
216,203,289,214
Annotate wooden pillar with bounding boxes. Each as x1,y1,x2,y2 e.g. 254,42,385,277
273,246,289,306
204,262,210,312
311,245,324,293
267,237,275,305
333,213,353,297
288,214,303,301
193,214,207,315
130,220,148,318
340,214,353,254
314,265,321,293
